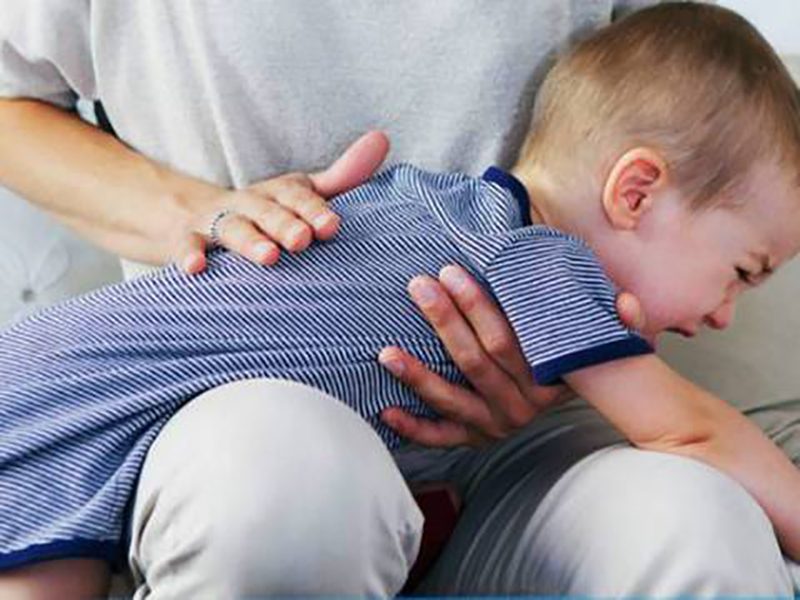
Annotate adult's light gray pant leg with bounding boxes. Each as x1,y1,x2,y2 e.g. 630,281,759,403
399,402,796,596
744,397,800,593
127,379,422,599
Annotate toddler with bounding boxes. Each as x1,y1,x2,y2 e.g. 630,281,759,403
2,1,800,585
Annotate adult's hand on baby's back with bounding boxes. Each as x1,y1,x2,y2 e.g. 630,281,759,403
176,130,390,274
379,265,646,447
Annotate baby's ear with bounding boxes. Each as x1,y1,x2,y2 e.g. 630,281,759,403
602,147,668,230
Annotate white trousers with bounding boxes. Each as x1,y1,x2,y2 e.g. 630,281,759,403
122,379,799,598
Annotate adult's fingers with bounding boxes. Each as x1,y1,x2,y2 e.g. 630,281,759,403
265,178,341,240
236,200,315,253
408,274,538,429
617,291,646,332
249,174,340,240
207,211,281,263
437,265,533,390
172,131,387,274
381,407,485,448
308,130,390,197
378,346,503,437
174,232,208,275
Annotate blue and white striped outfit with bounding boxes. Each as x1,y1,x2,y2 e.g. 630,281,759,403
0,164,652,570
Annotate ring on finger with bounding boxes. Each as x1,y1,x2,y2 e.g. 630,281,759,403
208,208,236,247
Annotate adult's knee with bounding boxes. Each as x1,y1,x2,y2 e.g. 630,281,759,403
128,379,422,598
527,446,793,595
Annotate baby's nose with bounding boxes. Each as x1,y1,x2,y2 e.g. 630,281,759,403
704,301,736,330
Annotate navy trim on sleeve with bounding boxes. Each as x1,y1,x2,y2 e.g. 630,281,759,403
532,336,654,385
481,167,532,226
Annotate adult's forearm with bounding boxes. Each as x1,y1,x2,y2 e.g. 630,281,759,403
0,98,219,265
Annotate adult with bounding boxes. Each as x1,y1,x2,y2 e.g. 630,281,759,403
0,1,794,596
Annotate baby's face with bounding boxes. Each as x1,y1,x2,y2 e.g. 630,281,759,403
606,163,800,344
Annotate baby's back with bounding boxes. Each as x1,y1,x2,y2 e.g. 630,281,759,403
0,166,482,449
0,163,558,565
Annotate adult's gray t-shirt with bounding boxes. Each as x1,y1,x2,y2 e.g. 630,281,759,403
0,0,653,276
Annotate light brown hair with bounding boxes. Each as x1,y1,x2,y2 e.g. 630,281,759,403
515,2,800,209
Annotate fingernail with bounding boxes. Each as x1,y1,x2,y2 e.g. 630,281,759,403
382,410,399,428
254,241,274,259
289,223,310,246
440,265,467,293
313,213,337,230
378,349,406,376
409,279,438,306
182,254,202,273
379,357,405,377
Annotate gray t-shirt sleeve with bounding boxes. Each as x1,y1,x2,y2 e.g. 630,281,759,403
0,0,95,108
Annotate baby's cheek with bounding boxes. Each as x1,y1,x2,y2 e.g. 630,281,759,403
639,293,682,333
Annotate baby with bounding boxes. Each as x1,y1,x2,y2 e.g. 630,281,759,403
2,1,800,577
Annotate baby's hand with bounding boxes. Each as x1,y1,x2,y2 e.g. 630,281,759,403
175,131,389,273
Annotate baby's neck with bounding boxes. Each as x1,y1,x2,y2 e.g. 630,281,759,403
511,165,572,230
509,163,606,249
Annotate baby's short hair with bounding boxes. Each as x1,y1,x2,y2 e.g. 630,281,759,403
517,2,800,209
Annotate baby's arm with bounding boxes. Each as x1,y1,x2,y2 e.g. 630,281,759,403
566,354,800,561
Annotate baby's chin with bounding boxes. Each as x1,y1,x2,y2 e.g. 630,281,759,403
644,327,697,350
642,326,675,349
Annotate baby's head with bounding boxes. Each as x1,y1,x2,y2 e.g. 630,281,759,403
512,2,800,342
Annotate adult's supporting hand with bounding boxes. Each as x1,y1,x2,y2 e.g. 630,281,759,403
176,131,390,274
378,264,646,447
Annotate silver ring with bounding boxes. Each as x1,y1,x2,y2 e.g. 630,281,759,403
208,208,235,247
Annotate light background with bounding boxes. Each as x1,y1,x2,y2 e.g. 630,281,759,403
718,0,800,55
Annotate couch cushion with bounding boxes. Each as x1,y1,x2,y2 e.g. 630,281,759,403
0,187,121,328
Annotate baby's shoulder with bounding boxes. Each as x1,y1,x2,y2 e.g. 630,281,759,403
489,224,597,267
485,225,616,299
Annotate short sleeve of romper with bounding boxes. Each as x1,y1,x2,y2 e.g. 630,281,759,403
0,1,95,107
484,229,653,385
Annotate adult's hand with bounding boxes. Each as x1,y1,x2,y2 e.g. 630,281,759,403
378,264,646,447
176,130,390,274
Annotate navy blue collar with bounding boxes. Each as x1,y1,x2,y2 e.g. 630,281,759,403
481,166,532,226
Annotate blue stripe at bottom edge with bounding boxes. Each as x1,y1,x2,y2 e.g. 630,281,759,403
0,539,124,572
533,336,654,385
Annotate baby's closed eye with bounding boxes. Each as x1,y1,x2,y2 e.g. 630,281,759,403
735,266,754,286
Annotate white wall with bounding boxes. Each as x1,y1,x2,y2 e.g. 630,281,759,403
717,0,800,55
